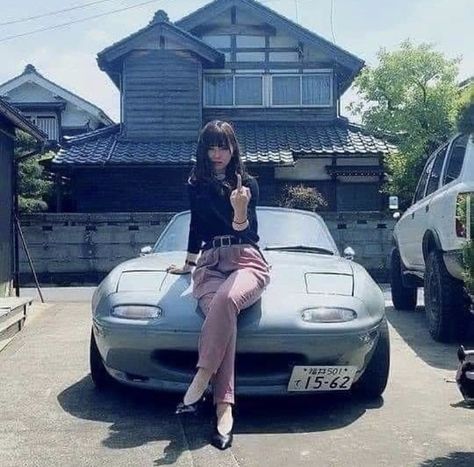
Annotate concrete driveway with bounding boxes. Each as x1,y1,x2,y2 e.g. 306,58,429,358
0,288,473,467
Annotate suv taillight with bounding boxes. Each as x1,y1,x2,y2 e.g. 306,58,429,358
456,193,474,238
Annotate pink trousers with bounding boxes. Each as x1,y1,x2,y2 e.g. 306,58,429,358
191,243,271,405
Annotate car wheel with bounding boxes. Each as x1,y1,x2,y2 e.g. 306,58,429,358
352,319,390,399
390,248,417,311
424,250,470,343
90,327,114,389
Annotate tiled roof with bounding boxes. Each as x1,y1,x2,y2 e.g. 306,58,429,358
52,120,395,167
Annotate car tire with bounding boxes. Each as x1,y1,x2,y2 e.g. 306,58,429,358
90,327,114,389
352,319,390,400
390,248,417,311
424,250,470,343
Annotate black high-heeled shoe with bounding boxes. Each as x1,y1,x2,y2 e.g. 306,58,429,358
211,417,233,450
175,393,207,415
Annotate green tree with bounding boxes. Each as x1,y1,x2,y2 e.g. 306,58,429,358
456,81,474,134
348,40,460,208
14,131,53,213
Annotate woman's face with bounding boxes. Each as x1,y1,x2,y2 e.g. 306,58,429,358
207,145,232,173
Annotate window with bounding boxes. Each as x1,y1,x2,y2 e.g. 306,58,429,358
24,114,58,140
203,72,332,107
272,76,300,105
425,145,448,196
302,75,331,106
271,74,332,107
235,76,263,105
413,157,435,203
443,135,469,185
203,75,233,106
204,74,263,107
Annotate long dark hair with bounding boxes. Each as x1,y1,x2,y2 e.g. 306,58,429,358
187,120,252,196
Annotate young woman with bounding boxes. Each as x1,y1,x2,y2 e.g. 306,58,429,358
166,120,271,450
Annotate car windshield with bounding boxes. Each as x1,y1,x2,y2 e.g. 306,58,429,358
152,208,339,255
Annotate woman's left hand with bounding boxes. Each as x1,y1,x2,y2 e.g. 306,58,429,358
230,173,251,215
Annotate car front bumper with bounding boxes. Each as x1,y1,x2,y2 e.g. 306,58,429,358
92,317,385,396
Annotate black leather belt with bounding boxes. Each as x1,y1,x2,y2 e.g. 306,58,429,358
202,235,246,250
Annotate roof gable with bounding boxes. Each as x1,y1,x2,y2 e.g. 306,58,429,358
0,65,114,125
97,10,224,78
176,0,364,72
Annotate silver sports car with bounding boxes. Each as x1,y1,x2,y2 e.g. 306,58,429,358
90,207,389,399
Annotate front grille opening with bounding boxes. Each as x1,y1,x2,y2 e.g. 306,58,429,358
125,372,149,382
152,350,307,376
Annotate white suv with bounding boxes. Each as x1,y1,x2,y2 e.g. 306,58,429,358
391,133,474,342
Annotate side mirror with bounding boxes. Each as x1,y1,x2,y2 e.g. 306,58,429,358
140,245,152,256
343,247,355,260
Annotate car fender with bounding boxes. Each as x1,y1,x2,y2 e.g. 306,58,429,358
422,229,443,262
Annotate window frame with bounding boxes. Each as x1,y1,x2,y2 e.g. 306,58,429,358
234,74,265,107
203,73,264,108
203,70,333,108
442,134,469,186
270,72,333,108
413,155,436,204
425,144,449,197
24,113,58,140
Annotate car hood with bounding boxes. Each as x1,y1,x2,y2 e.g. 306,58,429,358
114,250,354,296
95,251,386,335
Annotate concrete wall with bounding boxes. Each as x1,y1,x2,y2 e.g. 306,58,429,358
18,212,395,285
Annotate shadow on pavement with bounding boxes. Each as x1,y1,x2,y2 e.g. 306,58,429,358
385,305,474,371
57,375,384,462
418,451,474,467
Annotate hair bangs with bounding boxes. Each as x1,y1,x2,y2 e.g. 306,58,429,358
201,123,232,150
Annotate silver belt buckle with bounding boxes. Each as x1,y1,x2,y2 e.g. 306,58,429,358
223,236,232,246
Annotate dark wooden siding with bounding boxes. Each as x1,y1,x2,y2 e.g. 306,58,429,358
123,50,202,140
203,106,336,122
336,183,383,211
0,121,14,296
68,168,382,213
70,166,277,212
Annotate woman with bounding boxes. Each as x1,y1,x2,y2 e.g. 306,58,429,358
166,120,271,450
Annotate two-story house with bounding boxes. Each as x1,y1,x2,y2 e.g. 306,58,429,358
0,64,114,142
50,0,393,212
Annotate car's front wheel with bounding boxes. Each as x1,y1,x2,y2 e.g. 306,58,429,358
90,327,114,389
424,250,470,343
352,319,390,399
390,248,417,311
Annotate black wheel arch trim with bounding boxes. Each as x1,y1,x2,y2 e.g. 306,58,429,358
422,230,443,261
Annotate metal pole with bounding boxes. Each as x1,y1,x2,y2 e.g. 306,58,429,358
12,160,20,297
14,213,44,303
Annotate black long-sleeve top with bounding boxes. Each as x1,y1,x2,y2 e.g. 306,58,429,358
186,176,260,254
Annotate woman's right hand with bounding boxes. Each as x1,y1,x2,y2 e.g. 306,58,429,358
166,263,193,275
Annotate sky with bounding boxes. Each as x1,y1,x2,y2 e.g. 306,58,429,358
0,0,472,123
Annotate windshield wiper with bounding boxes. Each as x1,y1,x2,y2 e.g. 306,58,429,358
263,245,334,255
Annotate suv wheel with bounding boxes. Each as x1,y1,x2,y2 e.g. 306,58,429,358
424,250,469,342
390,248,417,311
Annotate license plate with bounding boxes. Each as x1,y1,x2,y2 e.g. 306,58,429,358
287,366,357,392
